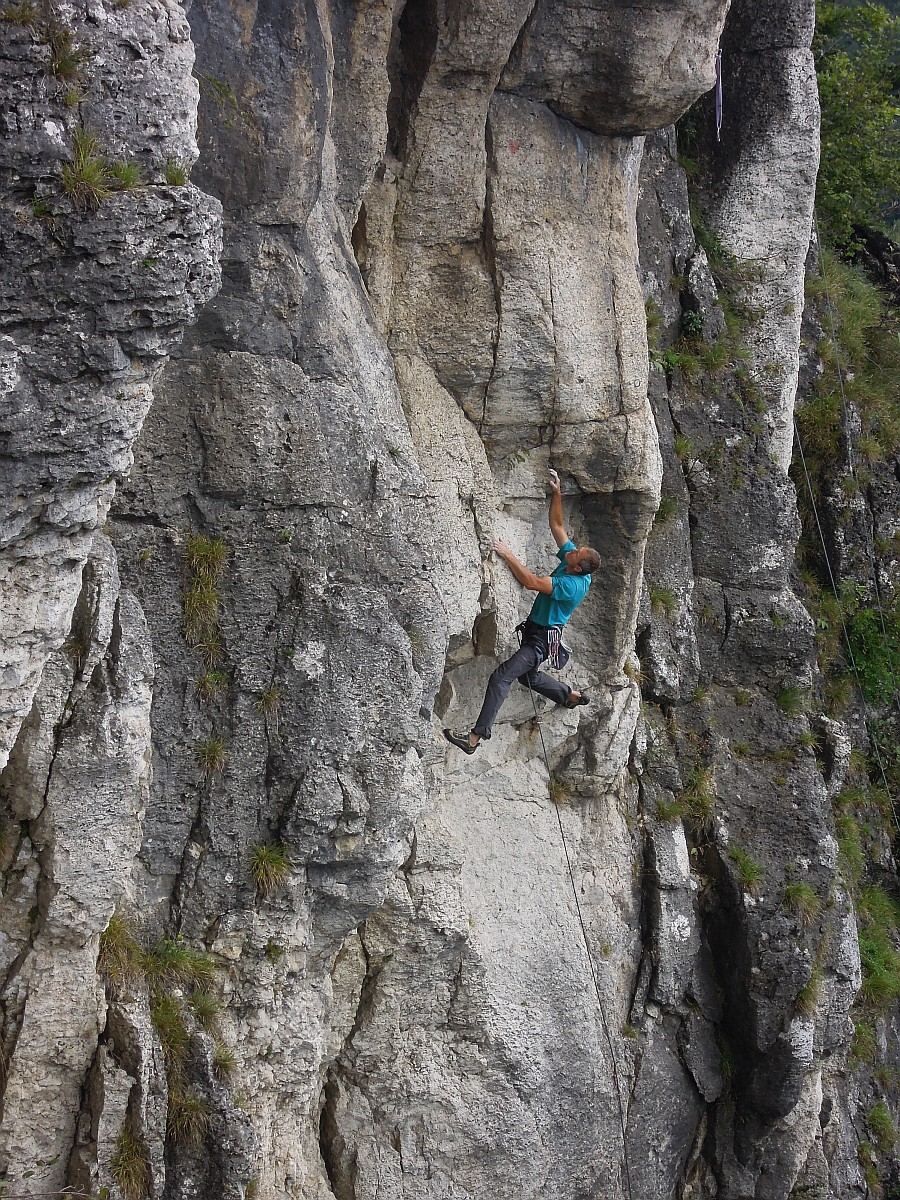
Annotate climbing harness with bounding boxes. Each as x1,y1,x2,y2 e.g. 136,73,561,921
522,669,636,1200
515,620,570,671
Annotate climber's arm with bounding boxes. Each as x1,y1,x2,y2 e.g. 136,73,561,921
548,469,568,549
492,539,553,594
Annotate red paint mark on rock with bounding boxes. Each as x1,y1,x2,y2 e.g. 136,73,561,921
509,140,520,154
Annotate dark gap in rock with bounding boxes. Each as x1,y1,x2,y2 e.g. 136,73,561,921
107,597,123,672
66,560,98,676
497,0,540,89
385,0,438,162
319,1072,356,1199
350,202,369,289
472,606,497,657
695,841,789,1134
479,114,501,430
581,489,657,674
433,671,453,719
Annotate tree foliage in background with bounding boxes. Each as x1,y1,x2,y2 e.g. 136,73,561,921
815,0,900,247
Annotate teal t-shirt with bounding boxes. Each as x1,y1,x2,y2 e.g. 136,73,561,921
529,540,590,627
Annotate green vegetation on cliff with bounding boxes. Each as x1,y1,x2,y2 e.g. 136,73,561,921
815,1,900,246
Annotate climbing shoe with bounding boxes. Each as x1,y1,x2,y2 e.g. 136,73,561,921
443,728,479,754
563,690,590,709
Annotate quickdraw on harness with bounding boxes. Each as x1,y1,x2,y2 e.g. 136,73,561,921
514,620,571,671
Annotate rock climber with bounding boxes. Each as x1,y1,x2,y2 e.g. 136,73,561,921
443,469,601,754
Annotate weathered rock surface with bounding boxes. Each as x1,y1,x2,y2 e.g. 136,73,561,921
0,0,221,1188
0,0,221,768
1,0,892,1198
501,0,730,136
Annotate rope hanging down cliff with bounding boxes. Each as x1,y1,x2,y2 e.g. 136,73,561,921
793,422,899,833
812,211,900,724
523,675,636,1200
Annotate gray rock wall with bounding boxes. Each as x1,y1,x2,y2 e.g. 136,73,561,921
0,0,221,1192
0,0,888,1198
0,0,221,768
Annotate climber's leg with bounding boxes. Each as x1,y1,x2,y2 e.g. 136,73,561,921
470,642,544,740
519,664,571,707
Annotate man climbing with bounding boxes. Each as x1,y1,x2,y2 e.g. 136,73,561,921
443,469,601,754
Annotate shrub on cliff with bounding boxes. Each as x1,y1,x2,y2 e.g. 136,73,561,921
815,1,900,247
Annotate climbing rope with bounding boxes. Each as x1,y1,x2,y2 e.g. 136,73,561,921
522,673,636,1200
811,210,900,722
793,423,900,833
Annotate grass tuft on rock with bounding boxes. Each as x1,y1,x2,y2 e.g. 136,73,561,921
168,1089,211,1147
857,1140,882,1196
654,495,679,524
144,937,217,992
108,159,144,189
183,581,221,646
835,813,865,887
48,25,88,81
795,965,822,1017
548,776,572,806
151,993,189,1071
213,1040,236,1080
622,659,644,685
655,796,685,822
851,1018,877,1064
783,881,821,926
867,1101,897,1154
1,1,38,22
110,1119,151,1200
60,127,111,210
164,157,188,186
186,534,228,579
256,684,280,715
680,767,715,831
264,939,285,964
649,584,677,617
196,669,228,700
728,844,763,891
183,535,229,681
857,885,900,1008
98,913,143,986
776,686,809,717
188,989,220,1032
249,842,292,895
196,734,227,777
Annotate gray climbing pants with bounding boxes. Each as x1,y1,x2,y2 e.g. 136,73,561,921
472,620,571,739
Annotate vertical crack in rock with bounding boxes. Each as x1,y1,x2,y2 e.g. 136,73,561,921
479,114,503,436
386,0,439,164
318,1073,352,1200
546,253,561,450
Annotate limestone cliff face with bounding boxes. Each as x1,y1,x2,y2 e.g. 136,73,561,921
0,1,889,1199
0,0,221,768
0,0,221,1191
